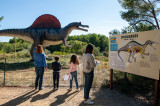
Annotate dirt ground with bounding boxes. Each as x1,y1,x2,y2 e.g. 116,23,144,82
0,87,150,106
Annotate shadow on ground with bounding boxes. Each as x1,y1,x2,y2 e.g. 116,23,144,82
50,90,77,106
1,89,39,106
30,89,56,102
79,88,153,106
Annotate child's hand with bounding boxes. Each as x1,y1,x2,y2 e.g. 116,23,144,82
67,72,70,75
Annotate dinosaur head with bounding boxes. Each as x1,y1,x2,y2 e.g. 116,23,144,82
146,40,159,50
66,22,89,32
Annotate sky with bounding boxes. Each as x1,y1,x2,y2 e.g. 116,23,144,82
0,0,129,42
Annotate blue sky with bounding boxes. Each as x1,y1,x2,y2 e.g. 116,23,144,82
0,0,128,42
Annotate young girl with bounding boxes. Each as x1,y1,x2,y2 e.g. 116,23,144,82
67,55,80,91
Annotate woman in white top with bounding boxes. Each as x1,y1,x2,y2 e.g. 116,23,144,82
82,43,97,105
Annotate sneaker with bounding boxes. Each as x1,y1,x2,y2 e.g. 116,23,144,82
84,99,94,105
67,88,72,91
76,88,81,91
39,87,44,91
89,96,92,99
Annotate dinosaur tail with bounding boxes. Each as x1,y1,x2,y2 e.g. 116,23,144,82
0,29,28,37
118,50,123,62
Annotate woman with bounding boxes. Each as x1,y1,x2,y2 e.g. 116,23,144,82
67,55,80,91
82,43,97,105
33,45,47,90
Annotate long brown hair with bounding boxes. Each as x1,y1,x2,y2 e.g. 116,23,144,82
70,55,79,65
85,43,93,54
35,45,44,54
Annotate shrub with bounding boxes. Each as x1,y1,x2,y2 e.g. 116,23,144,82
53,51,69,55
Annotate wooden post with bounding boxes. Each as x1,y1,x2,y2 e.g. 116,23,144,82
154,80,158,106
3,58,6,86
14,37,16,60
110,68,113,90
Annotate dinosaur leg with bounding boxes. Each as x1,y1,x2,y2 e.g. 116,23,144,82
141,49,148,58
128,47,134,63
141,53,145,58
143,53,149,55
132,50,136,62
128,52,132,63
62,38,70,47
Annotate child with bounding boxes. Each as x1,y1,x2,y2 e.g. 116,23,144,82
67,55,80,91
51,57,61,90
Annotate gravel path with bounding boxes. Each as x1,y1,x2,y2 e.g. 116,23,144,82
0,87,151,106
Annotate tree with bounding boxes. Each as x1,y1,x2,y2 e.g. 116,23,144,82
0,16,4,27
0,16,3,22
109,29,121,35
118,0,160,29
68,33,109,52
134,22,155,32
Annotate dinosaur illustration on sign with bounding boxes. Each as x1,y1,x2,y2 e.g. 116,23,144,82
118,40,158,63
0,14,89,58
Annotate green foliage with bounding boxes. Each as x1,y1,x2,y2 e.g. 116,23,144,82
61,40,87,54
0,16,3,27
46,44,62,53
0,16,3,21
109,29,121,35
47,33,108,56
118,0,160,29
77,44,101,56
44,49,51,55
53,51,70,55
9,38,30,43
4,43,14,53
0,49,4,54
133,23,155,32
0,38,31,53
113,71,154,94
68,33,109,52
109,22,155,35
1,34,108,56
17,49,31,58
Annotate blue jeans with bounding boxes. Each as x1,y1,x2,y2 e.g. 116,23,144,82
53,72,60,88
84,70,94,99
70,71,79,89
35,67,45,90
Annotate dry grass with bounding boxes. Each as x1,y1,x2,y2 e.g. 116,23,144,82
0,55,109,88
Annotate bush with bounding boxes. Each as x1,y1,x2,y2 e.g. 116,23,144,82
53,51,70,55
113,71,155,94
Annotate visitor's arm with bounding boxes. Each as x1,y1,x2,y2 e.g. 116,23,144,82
43,55,47,71
88,55,96,69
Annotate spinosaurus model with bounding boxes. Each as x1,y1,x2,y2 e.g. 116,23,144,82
118,40,159,63
0,14,89,58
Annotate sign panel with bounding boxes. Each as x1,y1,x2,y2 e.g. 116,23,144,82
109,30,160,80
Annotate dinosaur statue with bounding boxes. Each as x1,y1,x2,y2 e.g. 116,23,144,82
0,14,89,58
118,40,158,63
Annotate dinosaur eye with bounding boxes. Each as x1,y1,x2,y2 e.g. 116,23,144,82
79,22,81,24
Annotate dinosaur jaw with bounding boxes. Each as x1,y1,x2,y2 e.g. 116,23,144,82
74,25,89,32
